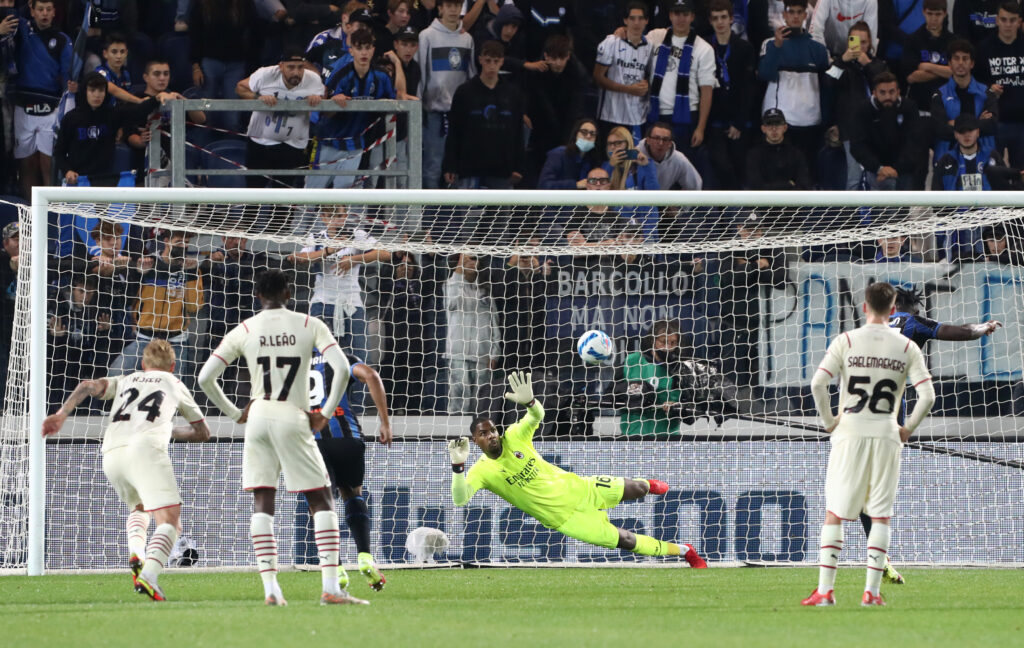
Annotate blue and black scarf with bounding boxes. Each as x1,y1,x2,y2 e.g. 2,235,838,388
649,31,696,125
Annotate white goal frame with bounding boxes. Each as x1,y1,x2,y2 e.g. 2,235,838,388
24,186,1024,575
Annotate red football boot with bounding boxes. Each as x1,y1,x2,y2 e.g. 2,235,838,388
683,544,708,568
801,589,836,606
861,591,885,607
647,479,669,495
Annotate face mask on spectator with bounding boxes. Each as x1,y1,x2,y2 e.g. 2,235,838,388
576,138,595,153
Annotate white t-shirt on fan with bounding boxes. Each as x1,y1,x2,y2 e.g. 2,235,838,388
245,65,326,149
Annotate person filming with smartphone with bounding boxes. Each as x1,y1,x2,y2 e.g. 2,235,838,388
758,0,831,182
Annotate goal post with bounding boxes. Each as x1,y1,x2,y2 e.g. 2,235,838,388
4,186,1024,574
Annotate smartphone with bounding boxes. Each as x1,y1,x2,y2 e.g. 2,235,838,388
0,7,17,20
624,148,640,160
782,26,803,39
848,34,861,50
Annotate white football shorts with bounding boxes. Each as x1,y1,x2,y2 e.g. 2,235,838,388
13,106,57,158
102,441,181,511
242,400,330,493
825,435,902,520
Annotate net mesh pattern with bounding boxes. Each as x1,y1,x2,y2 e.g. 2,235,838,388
1,191,1022,570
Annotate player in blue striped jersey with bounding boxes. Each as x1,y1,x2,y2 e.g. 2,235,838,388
859,285,1002,585
295,349,393,591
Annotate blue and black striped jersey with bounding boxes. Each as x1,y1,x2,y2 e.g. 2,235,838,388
889,311,942,349
310,350,362,440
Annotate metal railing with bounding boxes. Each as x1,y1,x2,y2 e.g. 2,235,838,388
157,98,423,189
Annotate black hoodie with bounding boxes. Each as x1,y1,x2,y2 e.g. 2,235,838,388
443,75,526,178
53,79,121,182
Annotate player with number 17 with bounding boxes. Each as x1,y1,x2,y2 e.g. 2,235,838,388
198,270,367,606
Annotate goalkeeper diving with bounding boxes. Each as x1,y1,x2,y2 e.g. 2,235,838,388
447,371,707,566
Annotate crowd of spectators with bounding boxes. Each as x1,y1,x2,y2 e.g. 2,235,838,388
3,0,1024,430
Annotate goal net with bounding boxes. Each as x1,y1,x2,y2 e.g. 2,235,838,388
2,187,1023,572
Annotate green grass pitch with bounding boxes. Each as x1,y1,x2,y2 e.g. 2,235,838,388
2,568,1021,647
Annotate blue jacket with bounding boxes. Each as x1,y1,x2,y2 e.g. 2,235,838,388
758,31,832,127
11,18,72,97
600,160,661,240
932,77,997,158
538,145,594,189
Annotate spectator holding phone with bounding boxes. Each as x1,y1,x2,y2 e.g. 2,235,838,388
758,0,831,181
832,21,888,190
602,126,660,240
810,0,879,58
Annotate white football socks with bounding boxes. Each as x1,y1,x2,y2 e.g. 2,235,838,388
817,523,843,595
140,523,177,584
251,513,279,598
865,520,891,596
314,511,341,595
126,510,150,560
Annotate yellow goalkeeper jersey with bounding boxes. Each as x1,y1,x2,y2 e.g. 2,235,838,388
458,403,588,529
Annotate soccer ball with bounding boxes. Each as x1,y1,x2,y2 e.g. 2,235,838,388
577,330,615,366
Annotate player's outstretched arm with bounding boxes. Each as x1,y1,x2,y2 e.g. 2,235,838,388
937,320,1002,341
448,437,478,506
353,363,392,446
42,379,109,437
171,420,212,443
197,355,243,422
504,370,544,435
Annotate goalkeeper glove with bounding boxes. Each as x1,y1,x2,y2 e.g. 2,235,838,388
504,370,535,406
448,437,469,473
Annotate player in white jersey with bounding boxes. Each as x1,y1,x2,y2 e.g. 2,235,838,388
802,282,935,607
198,269,367,606
594,2,653,138
42,340,210,602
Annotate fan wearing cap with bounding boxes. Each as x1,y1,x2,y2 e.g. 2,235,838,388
745,108,811,190
932,112,1021,191
236,48,326,191
389,24,421,175
758,0,831,178
929,39,999,162
305,1,374,79
644,0,718,177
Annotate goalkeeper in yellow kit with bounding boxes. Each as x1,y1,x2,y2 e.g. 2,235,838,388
448,371,707,566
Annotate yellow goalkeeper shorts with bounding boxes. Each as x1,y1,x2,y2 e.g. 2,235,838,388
555,476,625,550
